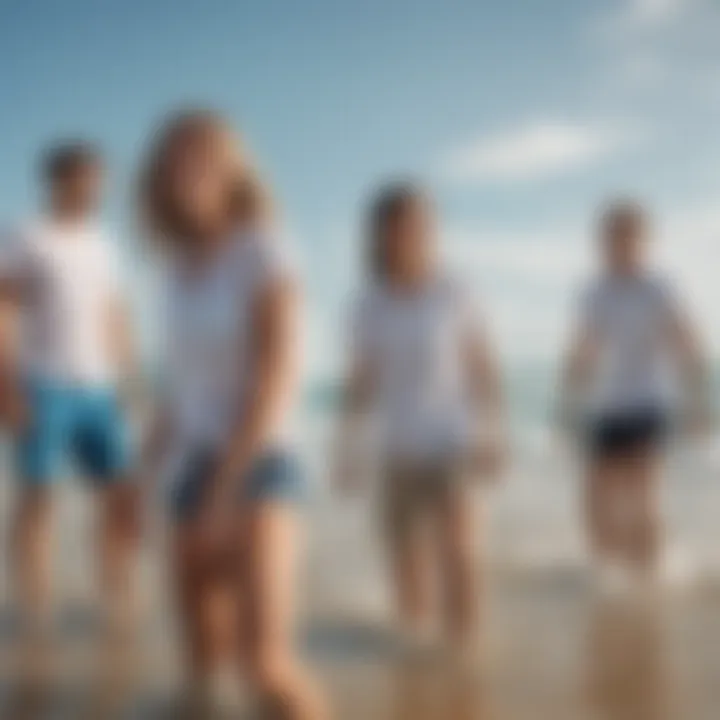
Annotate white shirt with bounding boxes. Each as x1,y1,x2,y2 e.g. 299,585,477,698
0,218,123,385
579,273,683,414
351,274,485,462
164,229,295,454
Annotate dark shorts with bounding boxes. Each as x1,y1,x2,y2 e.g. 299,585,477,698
169,448,307,523
587,407,670,459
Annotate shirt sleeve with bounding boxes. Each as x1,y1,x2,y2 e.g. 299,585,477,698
247,231,297,297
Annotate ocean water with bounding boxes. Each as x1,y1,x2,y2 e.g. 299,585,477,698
1,373,720,720
301,364,720,609
1,365,719,616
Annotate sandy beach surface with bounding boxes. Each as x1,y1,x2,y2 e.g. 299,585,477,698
2,563,720,719
1,442,720,719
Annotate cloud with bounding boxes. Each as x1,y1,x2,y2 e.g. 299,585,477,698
584,0,691,48
654,199,720,331
629,0,688,26
444,226,590,284
303,193,720,374
440,121,630,184
435,193,720,361
590,0,699,40
440,225,591,361
619,53,668,89
588,0,720,109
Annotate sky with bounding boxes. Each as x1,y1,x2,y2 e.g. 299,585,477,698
1,0,719,380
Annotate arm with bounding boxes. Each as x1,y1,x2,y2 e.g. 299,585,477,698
557,324,598,434
333,356,376,493
137,314,179,496
103,240,140,397
211,276,301,497
0,297,26,431
463,319,508,477
108,297,136,377
667,304,711,434
0,239,30,432
138,403,175,485
107,295,142,414
466,329,504,430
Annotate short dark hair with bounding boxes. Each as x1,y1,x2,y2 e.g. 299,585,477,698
600,198,648,240
41,141,102,184
366,181,427,280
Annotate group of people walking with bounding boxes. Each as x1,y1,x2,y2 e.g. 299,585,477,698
0,110,709,719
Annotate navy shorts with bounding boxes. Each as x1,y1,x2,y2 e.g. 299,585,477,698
169,449,307,523
587,407,670,458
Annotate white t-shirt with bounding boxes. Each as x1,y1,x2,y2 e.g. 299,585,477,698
579,273,684,414
163,229,296,455
0,218,123,385
351,274,485,462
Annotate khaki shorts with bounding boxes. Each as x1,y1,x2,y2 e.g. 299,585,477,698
381,458,470,543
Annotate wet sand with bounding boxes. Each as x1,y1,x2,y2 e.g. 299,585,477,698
2,563,720,718
1,479,720,718
311,571,720,720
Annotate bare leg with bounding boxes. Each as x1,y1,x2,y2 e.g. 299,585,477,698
436,483,480,651
623,450,663,576
171,525,236,682
585,458,624,564
386,473,435,636
390,663,441,720
12,487,53,628
392,530,435,638
242,502,327,720
97,483,140,635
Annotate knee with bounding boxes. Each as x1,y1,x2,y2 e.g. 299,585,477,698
176,541,216,583
442,542,477,594
245,646,293,696
105,486,140,536
106,505,131,539
444,530,475,567
16,490,51,527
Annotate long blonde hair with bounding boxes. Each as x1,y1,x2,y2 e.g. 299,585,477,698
138,109,272,251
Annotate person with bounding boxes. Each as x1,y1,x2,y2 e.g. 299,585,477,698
335,183,506,658
0,142,139,637
560,200,709,587
137,110,326,718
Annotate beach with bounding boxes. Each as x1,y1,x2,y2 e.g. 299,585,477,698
1,432,720,718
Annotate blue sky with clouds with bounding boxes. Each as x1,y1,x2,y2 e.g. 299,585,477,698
1,0,719,377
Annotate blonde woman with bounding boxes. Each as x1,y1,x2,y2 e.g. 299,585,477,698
138,111,325,718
